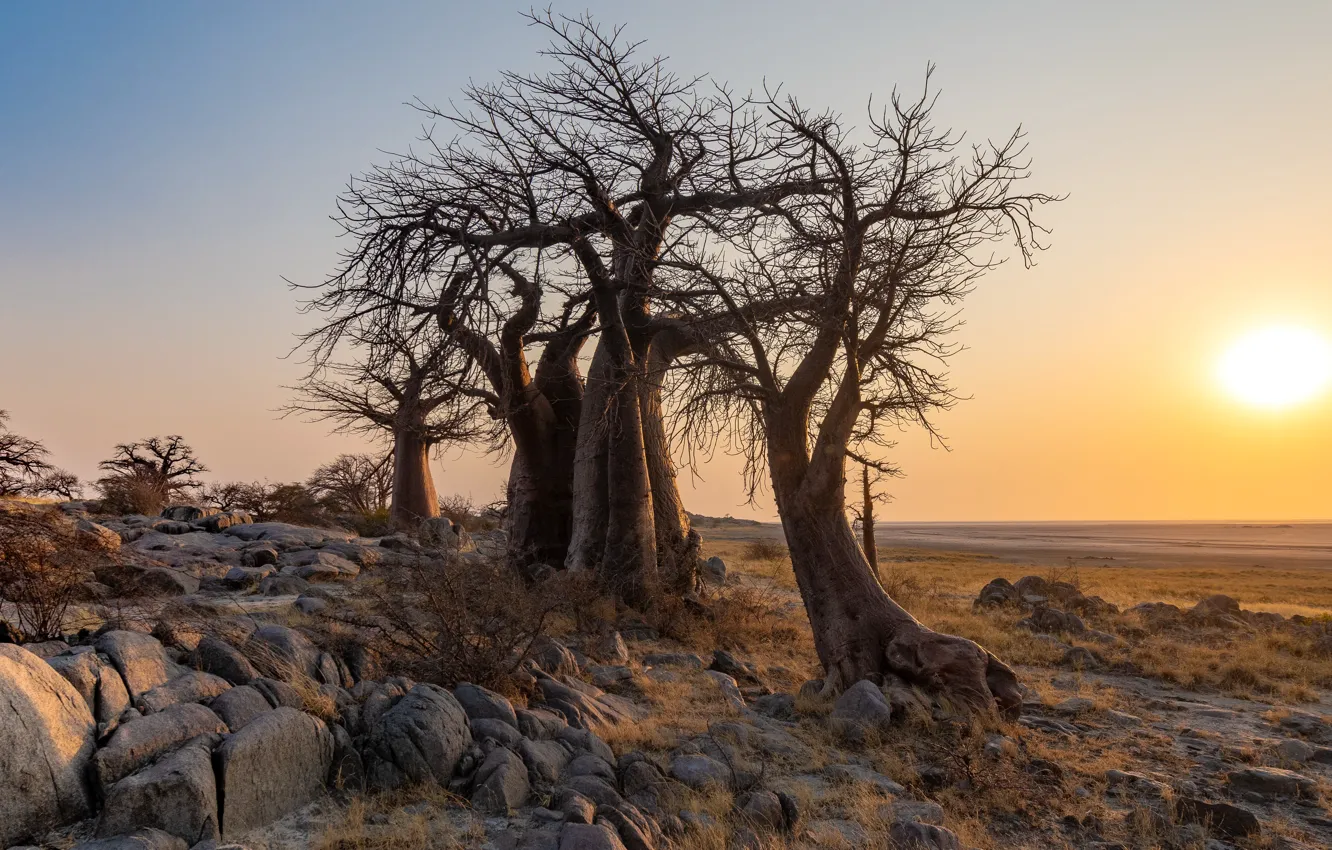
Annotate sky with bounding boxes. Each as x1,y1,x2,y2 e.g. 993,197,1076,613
2,1,1331,522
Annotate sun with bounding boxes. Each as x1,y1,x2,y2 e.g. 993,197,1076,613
1217,325,1332,409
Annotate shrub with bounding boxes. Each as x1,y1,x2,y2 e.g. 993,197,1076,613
95,469,172,516
0,505,99,640
332,552,555,690
742,539,787,562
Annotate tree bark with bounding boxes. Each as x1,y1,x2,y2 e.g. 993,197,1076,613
390,424,439,528
861,465,879,581
767,408,1021,718
565,345,612,574
640,331,698,593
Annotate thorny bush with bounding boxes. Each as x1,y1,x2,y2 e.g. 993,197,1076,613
0,504,101,640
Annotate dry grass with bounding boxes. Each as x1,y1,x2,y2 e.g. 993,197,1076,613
311,785,483,850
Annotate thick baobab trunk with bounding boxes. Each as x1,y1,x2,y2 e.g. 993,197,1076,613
566,346,612,573
641,335,698,593
768,421,1021,717
390,426,439,528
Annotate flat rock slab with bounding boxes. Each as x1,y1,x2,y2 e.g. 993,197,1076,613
0,644,97,846
215,706,333,839
98,737,220,845
136,672,231,714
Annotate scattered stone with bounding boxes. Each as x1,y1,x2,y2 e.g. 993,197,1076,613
704,670,746,710
455,681,519,728
532,638,581,676
824,763,906,795
472,746,531,814
1175,797,1262,839
642,652,704,670
975,577,1018,607
1226,766,1317,800
889,820,962,849
362,683,472,790
829,679,893,740
592,632,630,665
669,753,731,791
700,555,726,586
192,637,257,686
888,799,945,825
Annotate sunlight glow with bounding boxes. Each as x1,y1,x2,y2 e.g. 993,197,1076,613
1217,326,1332,409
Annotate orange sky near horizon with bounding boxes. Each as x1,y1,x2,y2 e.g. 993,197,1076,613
2,1,1330,522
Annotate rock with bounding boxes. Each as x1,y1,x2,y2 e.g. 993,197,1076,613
589,665,635,689
1226,767,1317,799
1017,606,1086,636
738,789,785,830
72,827,188,850
803,820,868,846
556,788,597,824
94,702,228,787
328,722,365,791
246,625,320,682
1059,646,1102,670
22,639,70,658
362,683,472,790
240,545,279,568
592,632,629,665
700,556,726,586
669,753,731,791
974,577,1018,607
1105,769,1169,799
754,692,796,720
1175,797,1262,839
0,644,97,846
558,822,628,850
249,677,303,709
519,707,571,740
889,799,945,825
559,774,623,807
472,746,531,813
95,631,173,701
704,670,746,710
1191,595,1241,619
829,679,893,740
418,517,473,552
472,717,524,747
293,594,328,615
454,681,519,728
532,638,581,676
77,519,122,552
520,737,572,785
824,763,906,795
567,753,617,784
278,550,360,582
47,649,132,727
1276,738,1315,763
192,637,257,686
136,672,231,714
642,652,704,670
1054,697,1095,715
258,575,310,596
888,820,962,849
214,707,333,839
97,737,219,844
208,685,273,731
1278,711,1332,744
162,506,218,522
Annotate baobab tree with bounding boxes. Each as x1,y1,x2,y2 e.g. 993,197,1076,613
0,411,52,496
289,320,486,526
97,435,207,513
300,12,821,601
668,81,1057,715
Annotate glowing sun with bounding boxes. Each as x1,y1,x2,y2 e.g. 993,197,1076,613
1217,326,1332,408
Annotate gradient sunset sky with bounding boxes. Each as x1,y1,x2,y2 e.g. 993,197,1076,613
3,1,1330,521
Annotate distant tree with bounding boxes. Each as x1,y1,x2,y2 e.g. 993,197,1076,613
847,457,896,580
96,435,207,514
199,481,268,514
307,453,394,515
0,411,53,496
31,470,84,501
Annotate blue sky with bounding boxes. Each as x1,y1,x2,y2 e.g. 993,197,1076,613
3,2,1330,520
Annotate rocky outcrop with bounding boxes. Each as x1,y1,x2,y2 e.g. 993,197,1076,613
93,703,228,787
95,631,175,702
97,737,220,845
214,707,333,839
0,644,97,846
362,683,472,790
192,636,258,686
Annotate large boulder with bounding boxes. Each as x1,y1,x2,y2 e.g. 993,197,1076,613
215,707,333,840
95,631,174,701
974,577,1018,608
47,649,133,727
97,737,220,845
454,681,519,728
0,644,97,846
363,683,473,790
418,517,474,553
471,746,532,814
208,685,273,731
77,519,123,552
829,680,894,740
93,703,228,787
192,636,257,686
245,625,321,682
136,672,231,714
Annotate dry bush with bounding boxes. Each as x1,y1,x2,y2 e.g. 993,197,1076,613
0,505,100,639
96,470,171,516
741,539,787,563
332,553,556,690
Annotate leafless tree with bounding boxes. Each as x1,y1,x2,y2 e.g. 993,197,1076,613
665,78,1058,714
288,318,486,527
97,435,207,512
31,470,84,501
0,411,53,496
848,457,896,579
307,453,394,515
298,12,821,601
